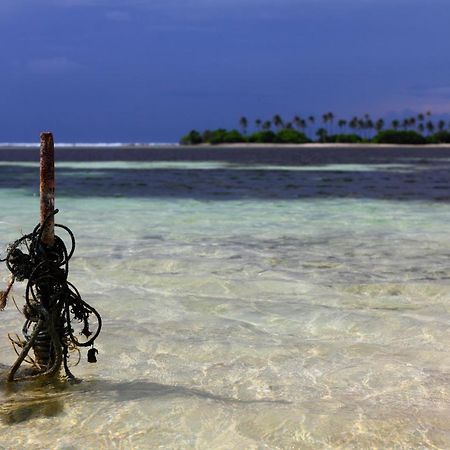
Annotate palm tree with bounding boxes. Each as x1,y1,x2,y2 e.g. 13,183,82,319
285,122,293,129
349,117,359,134
417,113,425,122
316,127,328,143
358,119,366,137
375,119,384,133
328,112,334,134
308,116,316,133
293,116,302,130
426,120,434,135
299,119,307,134
417,123,425,135
307,116,315,140
438,120,445,132
322,112,334,134
363,114,370,135
255,118,262,130
366,119,374,138
391,119,400,130
239,116,248,134
272,114,284,130
337,119,347,133
262,120,272,130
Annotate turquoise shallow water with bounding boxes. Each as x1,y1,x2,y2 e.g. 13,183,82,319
1,153,450,448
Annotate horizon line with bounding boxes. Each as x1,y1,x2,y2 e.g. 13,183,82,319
0,142,180,147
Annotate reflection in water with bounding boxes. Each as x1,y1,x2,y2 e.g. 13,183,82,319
0,377,289,425
79,379,292,405
1,397,64,424
0,372,68,424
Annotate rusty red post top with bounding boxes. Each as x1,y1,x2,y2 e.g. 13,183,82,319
40,132,55,247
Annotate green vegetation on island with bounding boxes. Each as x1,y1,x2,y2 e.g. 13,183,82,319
180,111,450,145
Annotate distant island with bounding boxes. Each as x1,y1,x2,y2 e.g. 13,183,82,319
180,112,450,145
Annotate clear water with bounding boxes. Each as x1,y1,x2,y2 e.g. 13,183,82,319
0,152,450,448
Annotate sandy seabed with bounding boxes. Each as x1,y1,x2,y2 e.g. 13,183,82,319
0,144,450,448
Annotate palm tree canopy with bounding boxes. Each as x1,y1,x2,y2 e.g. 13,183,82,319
375,119,384,131
194,110,440,143
239,116,248,126
316,127,328,141
293,116,302,129
272,114,284,128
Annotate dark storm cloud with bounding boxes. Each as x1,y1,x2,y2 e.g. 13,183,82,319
0,0,449,141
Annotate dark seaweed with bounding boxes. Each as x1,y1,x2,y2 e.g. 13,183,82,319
0,210,102,382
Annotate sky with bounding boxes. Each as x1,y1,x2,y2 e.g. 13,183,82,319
1,0,449,142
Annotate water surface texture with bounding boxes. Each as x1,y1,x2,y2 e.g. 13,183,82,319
1,146,450,448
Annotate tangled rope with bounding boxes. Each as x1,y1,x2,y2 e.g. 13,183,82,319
0,210,101,382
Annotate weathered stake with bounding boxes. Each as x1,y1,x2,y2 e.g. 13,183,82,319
40,132,55,247
1,132,102,381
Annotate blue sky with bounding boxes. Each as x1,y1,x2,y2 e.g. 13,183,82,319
1,0,449,142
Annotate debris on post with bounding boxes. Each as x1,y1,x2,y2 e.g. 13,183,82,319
0,132,102,382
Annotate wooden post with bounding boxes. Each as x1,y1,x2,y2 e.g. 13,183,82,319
40,132,55,247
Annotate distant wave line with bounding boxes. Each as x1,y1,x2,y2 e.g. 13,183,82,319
0,142,179,148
